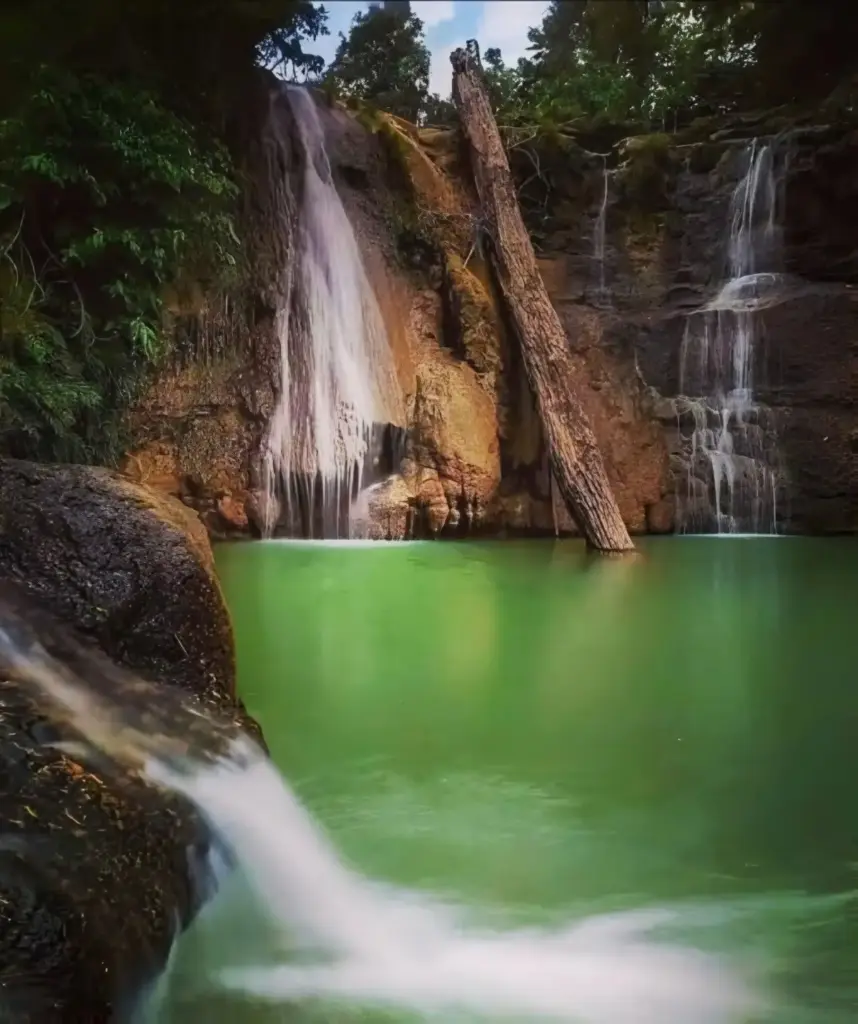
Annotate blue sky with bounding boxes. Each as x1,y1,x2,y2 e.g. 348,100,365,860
313,1,549,97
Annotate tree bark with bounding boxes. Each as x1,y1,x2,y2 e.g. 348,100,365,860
450,44,634,553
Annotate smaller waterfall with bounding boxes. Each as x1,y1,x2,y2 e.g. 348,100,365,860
677,140,785,534
592,155,610,306
263,86,402,538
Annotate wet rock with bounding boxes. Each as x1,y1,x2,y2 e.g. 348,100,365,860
409,311,502,534
488,491,557,534
122,341,274,541
0,459,258,1020
124,72,290,539
356,475,414,540
215,493,249,532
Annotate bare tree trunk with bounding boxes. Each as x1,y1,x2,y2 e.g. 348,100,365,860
450,44,634,553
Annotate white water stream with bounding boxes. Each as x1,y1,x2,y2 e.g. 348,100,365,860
156,742,761,1022
677,139,784,534
592,155,609,306
262,86,401,538
0,608,761,1023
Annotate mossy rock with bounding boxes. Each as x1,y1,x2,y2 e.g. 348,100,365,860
0,459,260,1020
442,254,502,381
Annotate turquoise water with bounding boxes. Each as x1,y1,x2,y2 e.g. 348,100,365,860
154,538,858,1021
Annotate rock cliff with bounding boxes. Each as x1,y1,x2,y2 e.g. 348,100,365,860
123,81,858,537
592,114,858,534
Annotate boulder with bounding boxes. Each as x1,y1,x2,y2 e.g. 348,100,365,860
0,459,257,1021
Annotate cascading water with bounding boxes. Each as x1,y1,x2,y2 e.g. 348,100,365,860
677,139,786,534
592,154,610,306
0,594,762,1023
262,85,402,538
158,746,760,1023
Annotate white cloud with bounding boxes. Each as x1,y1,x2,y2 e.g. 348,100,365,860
476,0,547,65
412,1,456,29
427,0,548,98
428,37,465,97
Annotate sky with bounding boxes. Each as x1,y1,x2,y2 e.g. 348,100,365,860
312,1,549,98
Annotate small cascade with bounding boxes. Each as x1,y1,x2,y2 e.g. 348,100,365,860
262,85,402,539
592,155,610,306
161,745,761,1023
0,598,762,1024
676,139,786,534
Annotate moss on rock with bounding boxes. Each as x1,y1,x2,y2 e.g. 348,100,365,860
442,254,503,383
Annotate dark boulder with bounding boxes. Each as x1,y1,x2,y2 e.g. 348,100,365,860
0,459,258,1021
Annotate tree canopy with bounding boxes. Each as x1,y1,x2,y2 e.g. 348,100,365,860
480,0,858,129
325,8,430,123
0,1,327,112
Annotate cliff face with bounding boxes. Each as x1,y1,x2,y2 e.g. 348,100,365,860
123,86,858,538
583,116,858,535
121,76,292,538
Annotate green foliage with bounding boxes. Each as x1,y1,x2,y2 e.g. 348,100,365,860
500,0,858,131
0,68,240,461
483,48,527,120
257,4,329,82
0,258,101,460
0,0,329,464
513,1,738,126
325,9,430,123
0,1,328,120
423,94,457,128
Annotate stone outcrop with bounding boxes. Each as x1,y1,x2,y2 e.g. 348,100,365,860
0,458,257,1021
584,115,858,534
121,353,271,538
319,103,670,538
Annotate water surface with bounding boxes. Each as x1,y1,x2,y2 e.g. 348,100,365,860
156,538,858,1021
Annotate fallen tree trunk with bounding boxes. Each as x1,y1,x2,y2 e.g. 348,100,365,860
450,43,634,553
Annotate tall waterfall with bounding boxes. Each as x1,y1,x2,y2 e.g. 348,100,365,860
677,140,785,534
262,86,402,538
0,592,762,1024
592,155,610,306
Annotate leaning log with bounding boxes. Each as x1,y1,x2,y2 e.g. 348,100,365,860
450,43,634,552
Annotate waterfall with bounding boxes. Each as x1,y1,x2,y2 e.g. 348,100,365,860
677,140,785,534
592,155,609,306
0,594,762,1023
262,86,402,538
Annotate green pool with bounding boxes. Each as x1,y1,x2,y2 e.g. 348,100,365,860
152,537,858,1021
